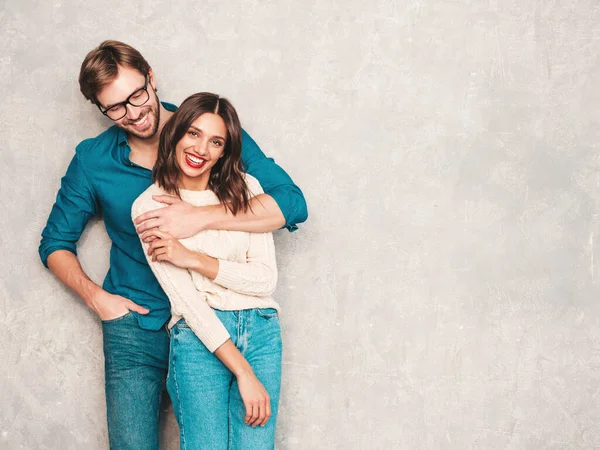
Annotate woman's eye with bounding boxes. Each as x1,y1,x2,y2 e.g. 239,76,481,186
188,131,198,137
212,140,223,147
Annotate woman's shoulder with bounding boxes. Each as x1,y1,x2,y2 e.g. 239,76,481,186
243,173,264,197
131,183,169,218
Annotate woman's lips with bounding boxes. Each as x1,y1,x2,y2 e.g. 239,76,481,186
185,153,207,169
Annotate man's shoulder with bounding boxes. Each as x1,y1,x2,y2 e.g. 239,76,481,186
75,125,121,163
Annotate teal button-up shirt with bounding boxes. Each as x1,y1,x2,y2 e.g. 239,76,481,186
39,102,307,330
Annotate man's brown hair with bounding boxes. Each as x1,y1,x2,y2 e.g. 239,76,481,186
79,40,151,105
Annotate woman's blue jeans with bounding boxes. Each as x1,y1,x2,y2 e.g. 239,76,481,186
167,308,283,450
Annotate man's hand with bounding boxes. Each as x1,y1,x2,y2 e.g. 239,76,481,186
134,195,202,239
236,370,272,427
143,229,201,269
90,289,150,321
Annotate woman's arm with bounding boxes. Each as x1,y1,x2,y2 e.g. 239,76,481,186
145,229,277,297
138,229,273,426
215,340,272,427
132,193,230,351
137,230,231,352
141,232,272,426
144,176,278,297
196,231,277,297
133,194,272,426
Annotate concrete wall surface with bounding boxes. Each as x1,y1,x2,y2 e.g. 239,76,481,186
1,0,600,448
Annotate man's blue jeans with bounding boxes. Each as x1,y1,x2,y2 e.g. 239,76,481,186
168,308,283,450
102,311,170,450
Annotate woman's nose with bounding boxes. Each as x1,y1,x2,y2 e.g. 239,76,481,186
197,141,209,155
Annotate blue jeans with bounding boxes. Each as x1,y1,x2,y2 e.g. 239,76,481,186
167,308,283,450
102,311,170,450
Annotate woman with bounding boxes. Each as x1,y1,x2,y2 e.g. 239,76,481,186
131,93,282,449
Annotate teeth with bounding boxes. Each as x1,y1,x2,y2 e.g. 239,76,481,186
134,114,147,126
187,154,205,164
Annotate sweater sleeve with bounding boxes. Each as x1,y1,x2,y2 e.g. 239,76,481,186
132,192,230,353
212,175,278,296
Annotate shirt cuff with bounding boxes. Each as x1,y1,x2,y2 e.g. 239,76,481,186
39,244,77,268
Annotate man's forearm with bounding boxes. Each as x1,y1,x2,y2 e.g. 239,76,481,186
47,250,101,308
198,194,285,233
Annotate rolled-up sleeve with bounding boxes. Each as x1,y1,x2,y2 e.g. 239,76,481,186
39,142,98,268
241,129,308,232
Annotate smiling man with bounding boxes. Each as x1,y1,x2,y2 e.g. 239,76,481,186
38,40,307,449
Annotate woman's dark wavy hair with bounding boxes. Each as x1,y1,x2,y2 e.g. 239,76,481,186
153,92,250,216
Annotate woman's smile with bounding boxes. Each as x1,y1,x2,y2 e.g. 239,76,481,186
184,152,207,169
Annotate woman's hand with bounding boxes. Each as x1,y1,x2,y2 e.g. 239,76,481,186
144,229,198,269
236,371,271,427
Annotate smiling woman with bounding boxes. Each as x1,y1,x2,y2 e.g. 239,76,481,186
131,92,283,449
153,92,251,215
175,114,227,187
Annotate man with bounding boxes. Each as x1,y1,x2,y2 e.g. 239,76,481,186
39,40,307,449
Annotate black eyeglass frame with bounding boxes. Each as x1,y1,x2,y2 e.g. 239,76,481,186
97,74,151,121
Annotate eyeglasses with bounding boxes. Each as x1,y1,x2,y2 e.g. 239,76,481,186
98,74,151,121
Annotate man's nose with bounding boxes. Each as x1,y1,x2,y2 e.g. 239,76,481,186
124,103,141,120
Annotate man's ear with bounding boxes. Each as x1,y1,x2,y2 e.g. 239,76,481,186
148,68,157,92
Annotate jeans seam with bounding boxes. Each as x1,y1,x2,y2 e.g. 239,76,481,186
172,333,187,449
228,401,233,450
236,311,243,352
155,388,163,442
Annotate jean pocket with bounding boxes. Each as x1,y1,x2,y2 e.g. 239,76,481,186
101,311,133,324
255,308,279,319
174,318,190,329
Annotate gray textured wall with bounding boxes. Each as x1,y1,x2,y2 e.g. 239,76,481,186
2,0,600,448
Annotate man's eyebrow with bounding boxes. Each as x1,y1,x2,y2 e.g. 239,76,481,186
189,125,225,141
103,83,146,110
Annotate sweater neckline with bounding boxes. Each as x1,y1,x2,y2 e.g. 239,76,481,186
177,187,218,202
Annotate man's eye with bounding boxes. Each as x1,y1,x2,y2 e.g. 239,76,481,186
109,105,122,112
131,90,145,100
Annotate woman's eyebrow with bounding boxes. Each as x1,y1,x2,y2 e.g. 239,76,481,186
189,125,225,140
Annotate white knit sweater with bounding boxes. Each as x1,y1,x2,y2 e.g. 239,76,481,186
131,174,279,352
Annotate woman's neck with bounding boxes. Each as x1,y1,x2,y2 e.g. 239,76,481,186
179,173,210,191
